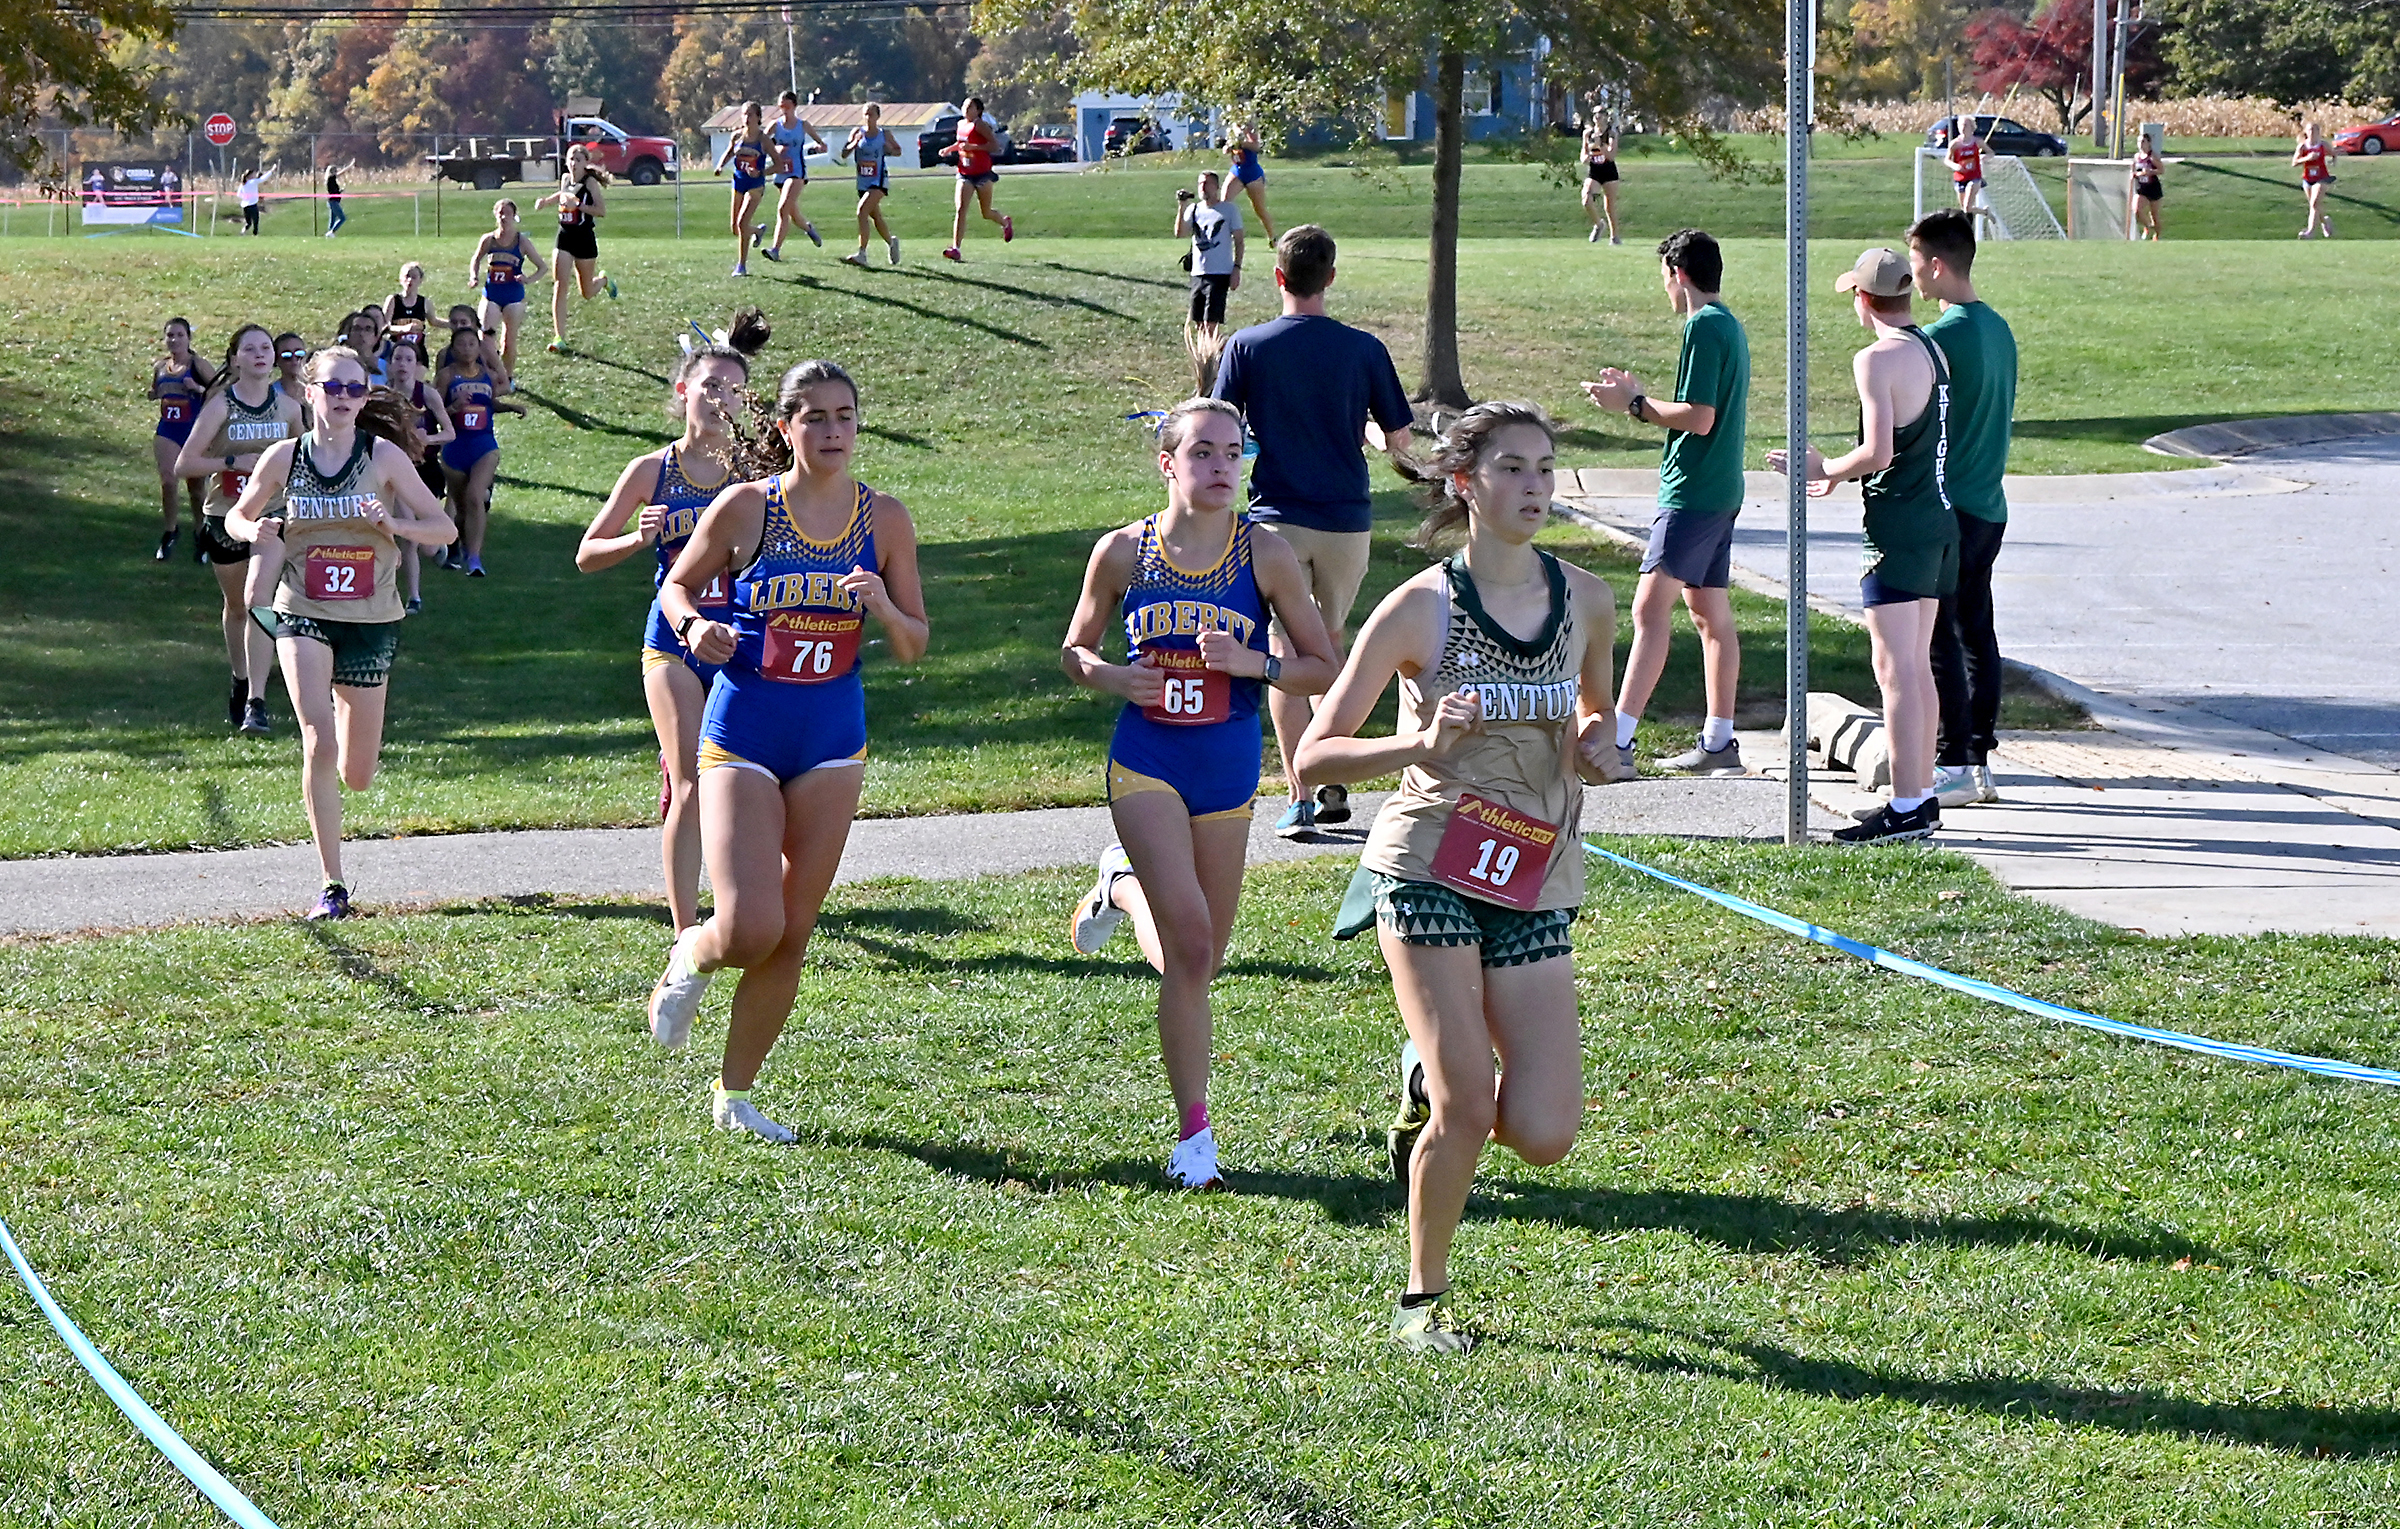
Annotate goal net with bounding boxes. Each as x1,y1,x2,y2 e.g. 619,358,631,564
1913,147,2065,241
2066,158,2134,240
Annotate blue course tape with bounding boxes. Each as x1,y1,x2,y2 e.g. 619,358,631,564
1583,840,2400,1088
0,1214,284,1529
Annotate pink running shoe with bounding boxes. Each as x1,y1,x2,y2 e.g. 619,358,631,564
1001,215,1014,243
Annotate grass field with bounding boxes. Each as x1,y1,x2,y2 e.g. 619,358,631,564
5,852,2399,1524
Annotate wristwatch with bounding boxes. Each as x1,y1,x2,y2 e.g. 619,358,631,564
1261,653,1283,686
1626,394,1650,424
677,613,703,641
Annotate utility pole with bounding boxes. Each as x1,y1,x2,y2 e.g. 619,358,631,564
783,5,798,96
2090,0,2108,148
2109,0,2136,158
1785,0,1812,845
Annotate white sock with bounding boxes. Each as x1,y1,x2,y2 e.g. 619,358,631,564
1614,712,1638,749
1890,794,1928,813
1701,717,1735,751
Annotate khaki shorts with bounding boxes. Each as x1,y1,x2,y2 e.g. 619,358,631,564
1264,524,1371,643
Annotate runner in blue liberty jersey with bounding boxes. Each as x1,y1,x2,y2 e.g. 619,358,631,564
842,103,905,267
762,91,828,263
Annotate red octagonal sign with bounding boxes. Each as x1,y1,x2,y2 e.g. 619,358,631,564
203,114,236,147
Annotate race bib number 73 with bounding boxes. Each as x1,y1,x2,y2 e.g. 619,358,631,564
1427,794,1560,912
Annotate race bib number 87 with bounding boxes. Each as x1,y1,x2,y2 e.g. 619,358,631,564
1137,644,1229,726
1427,793,1560,912
304,544,376,602
760,610,861,683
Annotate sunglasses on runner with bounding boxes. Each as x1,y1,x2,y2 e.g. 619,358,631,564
277,348,309,360
315,379,371,398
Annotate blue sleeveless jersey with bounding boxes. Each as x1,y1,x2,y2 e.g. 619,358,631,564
1107,514,1270,813
483,239,527,305
641,443,736,676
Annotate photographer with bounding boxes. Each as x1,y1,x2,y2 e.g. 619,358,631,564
1175,171,1245,335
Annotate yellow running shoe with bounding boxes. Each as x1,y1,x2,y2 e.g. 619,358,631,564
1391,1295,1471,1355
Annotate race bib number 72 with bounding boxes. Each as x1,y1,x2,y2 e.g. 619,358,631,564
1427,794,1560,912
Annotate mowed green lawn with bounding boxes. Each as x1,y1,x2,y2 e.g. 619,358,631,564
2,230,2382,853
4,854,2399,1525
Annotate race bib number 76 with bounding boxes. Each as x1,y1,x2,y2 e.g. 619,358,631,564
760,610,861,683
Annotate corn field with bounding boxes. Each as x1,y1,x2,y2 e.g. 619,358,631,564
1735,96,2393,138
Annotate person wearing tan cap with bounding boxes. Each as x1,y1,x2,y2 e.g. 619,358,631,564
1767,246,1956,845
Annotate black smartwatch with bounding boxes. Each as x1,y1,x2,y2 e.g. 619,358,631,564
1626,394,1650,424
1261,653,1282,686
676,613,703,641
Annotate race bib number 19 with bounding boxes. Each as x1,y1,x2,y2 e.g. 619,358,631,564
304,544,376,602
1137,644,1229,726
1427,794,1560,912
760,610,861,683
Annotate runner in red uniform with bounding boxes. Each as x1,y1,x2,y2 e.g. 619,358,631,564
940,96,1013,262
1945,124,1985,212
2294,124,2336,239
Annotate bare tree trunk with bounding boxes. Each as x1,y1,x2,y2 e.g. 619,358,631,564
1417,46,1470,409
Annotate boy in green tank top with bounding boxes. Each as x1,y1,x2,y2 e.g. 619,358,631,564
1909,209,2017,807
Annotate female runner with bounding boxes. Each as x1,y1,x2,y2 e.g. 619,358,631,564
715,102,772,278
176,324,303,735
1581,109,1621,245
272,332,310,418
939,97,1012,262
762,91,828,263
150,317,215,561
537,145,619,352
435,304,521,576
468,200,544,374
645,360,929,1142
842,104,904,267
387,335,452,612
2129,131,2164,241
575,342,745,933
224,346,457,921
1225,118,1274,241
2294,123,2336,238
1295,402,1619,1354
1060,397,1339,1188
384,260,432,340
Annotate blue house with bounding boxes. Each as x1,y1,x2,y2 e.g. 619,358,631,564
1380,46,1563,142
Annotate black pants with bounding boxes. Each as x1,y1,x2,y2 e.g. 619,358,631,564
242,203,259,235
1188,273,1231,327
1930,513,2006,766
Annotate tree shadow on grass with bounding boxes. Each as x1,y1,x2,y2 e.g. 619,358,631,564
1027,259,1186,292
2179,160,2400,227
810,915,1340,984
1573,1318,2400,1458
513,387,675,445
567,350,671,386
883,262,1144,323
761,270,1049,350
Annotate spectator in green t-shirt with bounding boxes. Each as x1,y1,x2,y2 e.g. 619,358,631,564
1909,209,2017,808
1581,228,1751,776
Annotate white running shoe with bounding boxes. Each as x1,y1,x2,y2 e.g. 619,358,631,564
842,250,870,266
714,1091,797,1144
1166,1125,1224,1190
647,928,712,1050
1071,844,1132,954
1587,226,1601,243
1928,764,1982,810
1970,763,2000,803
886,235,902,265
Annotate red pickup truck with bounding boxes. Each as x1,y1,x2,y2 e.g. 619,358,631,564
430,117,679,191
561,117,679,185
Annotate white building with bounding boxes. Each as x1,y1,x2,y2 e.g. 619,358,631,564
1069,92,1221,164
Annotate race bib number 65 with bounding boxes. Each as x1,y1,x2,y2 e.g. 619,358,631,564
1137,644,1229,726
760,610,861,683
1427,793,1560,912
304,544,376,602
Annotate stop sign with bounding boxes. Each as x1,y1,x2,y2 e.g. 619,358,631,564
203,114,236,147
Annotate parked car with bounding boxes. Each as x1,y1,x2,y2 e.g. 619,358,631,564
561,117,679,184
1925,114,2068,157
2334,113,2400,156
1020,124,1077,163
1104,116,1172,157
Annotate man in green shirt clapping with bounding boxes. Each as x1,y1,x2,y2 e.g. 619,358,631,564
1582,228,1752,776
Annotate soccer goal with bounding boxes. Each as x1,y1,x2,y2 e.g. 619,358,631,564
2066,158,2135,240
1912,147,2065,241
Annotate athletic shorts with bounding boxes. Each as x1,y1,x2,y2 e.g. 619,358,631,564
277,613,400,688
959,169,999,187
857,171,888,195
2135,178,2163,201
1233,161,1264,186
1188,273,1232,327
1954,175,1984,190
640,597,726,686
1107,707,1262,819
1334,868,1576,968
732,172,766,195
1267,524,1372,639
156,416,195,446
1640,506,1738,589
1587,160,1619,185
1861,559,1959,606
699,665,868,785
772,170,803,187
556,224,600,262
197,514,250,565
440,434,497,474
415,457,447,500
483,281,525,309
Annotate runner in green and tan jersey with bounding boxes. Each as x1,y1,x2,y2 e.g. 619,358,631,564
1911,208,2017,807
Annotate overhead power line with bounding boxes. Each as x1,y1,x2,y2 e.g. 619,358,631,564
159,0,968,17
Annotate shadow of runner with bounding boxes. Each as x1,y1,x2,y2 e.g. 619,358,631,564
882,262,1144,323
759,269,1048,350
299,920,459,1015
1583,1318,2400,1458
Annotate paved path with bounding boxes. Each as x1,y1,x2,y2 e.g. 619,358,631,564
0,781,1840,940
1562,450,2400,938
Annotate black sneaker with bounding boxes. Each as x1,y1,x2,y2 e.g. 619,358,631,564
1831,799,1940,845
156,529,179,562
1314,782,1352,825
1388,1039,1430,1191
240,697,271,737
226,675,246,728
192,529,208,563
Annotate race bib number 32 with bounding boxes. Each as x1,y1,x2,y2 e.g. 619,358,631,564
1427,793,1560,912
304,544,376,602
760,610,861,683
1137,644,1229,726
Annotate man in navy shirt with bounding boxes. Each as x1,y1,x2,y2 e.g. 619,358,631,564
1211,224,1414,836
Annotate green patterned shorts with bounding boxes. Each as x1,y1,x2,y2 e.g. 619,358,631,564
1334,867,1576,969
275,614,400,689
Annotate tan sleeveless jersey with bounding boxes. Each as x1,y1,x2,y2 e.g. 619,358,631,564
272,434,404,626
1360,552,1590,911
200,386,302,517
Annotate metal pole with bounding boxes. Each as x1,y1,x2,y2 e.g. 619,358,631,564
2109,4,2131,159
185,132,194,231
1785,0,1811,845
675,150,683,237
2090,0,2108,148
312,134,320,235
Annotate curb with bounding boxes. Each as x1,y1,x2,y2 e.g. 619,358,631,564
2143,411,2400,460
